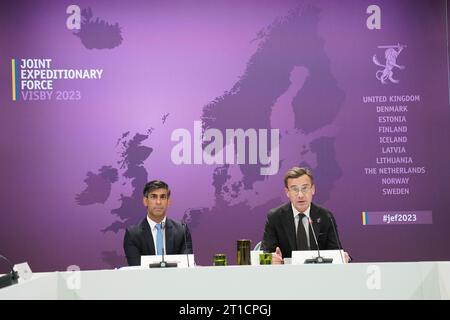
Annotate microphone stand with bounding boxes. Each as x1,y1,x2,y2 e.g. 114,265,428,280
0,254,19,289
304,218,333,264
182,221,190,267
149,249,177,268
328,213,346,264
149,222,177,268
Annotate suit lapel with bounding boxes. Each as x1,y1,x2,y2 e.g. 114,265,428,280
141,219,155,255
282,204,297,251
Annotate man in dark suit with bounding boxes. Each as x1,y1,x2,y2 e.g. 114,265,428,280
262,167,349,263
123,180,193,266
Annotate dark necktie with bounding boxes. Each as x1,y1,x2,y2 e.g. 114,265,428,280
296,213,309,250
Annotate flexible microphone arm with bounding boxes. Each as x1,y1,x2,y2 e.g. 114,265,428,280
0,254,14,272
304,218,333,264
149,221,177,268
181,221,190,267
327,213,346,263
161,221,165,262
0,254,19,289
308,218,322,258
308,218,323,259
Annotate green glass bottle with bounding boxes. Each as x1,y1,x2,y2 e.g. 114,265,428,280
237,239,251,265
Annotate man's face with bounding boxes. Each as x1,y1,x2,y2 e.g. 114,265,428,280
143,188,170,222
285,174,315,213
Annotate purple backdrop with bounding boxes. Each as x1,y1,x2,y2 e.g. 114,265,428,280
1,0,450,272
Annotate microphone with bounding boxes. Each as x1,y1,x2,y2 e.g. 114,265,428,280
181,220,191,267
327,212,346,264
0,254,19,289
149,221,177,268
161,221,166,263
304,218,333,264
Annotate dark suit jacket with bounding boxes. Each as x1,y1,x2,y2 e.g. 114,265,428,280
261,202,341,258
123,217,193,266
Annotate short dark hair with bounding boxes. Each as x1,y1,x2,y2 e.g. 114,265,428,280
283,167,314,187
143,180,171,198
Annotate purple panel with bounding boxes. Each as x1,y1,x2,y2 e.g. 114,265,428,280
0,0,449,272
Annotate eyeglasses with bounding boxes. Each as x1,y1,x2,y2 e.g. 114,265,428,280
288,185,312,195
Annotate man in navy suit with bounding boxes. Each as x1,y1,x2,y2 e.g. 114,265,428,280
262,167,349,264
123,180,193,266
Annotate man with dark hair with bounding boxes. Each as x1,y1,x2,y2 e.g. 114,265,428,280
123,180,193,266
262,167,349,264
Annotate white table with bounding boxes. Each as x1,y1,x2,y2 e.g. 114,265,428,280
1,261,449,299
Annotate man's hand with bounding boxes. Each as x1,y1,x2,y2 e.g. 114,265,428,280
272,247,284,264
344,251,351,263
